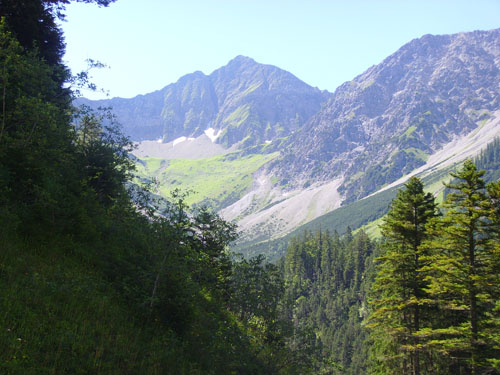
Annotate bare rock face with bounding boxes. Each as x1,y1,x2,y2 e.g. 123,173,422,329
272,28,500,201
78,56,330,147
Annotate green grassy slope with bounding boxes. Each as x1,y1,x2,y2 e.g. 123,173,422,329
0,236,181,374
135,152,279,208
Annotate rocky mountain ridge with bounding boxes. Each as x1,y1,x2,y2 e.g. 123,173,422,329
272,28,500,201
79,56,330,148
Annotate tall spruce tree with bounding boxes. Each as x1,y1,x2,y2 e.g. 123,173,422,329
368,177,438,375
485,180,500,372
422,161,500,374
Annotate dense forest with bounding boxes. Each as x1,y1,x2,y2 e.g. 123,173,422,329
1,1,500,375
281,228,377,374
281,163,500,375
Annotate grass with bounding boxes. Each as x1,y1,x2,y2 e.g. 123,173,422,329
357,216,383,238
241,81,263,96
0,236,181,375
136,152,279,208
225,105,251,128
135,157,165,176
403,125,417,138
404,147,429,161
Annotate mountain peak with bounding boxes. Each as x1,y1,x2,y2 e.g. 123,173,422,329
217,55,260,75
227,55,256,65
80,53,330,146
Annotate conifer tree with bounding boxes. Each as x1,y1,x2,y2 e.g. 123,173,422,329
422,161,500,374
368,177,438,375
485,180,500,372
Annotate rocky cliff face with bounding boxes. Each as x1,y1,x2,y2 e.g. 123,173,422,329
272,28,500,201
79,56,330,147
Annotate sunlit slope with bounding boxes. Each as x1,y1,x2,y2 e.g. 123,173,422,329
135,152,279,208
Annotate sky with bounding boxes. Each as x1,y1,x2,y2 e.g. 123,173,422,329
61,0,500,100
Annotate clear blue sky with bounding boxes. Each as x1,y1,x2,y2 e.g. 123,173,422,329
61,0,500,100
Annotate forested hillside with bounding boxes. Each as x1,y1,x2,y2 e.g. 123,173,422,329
474,137,500,182
0,1,314,373
280,163,500,375
281,229,377,374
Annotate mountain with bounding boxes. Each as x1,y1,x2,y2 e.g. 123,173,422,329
271,29,500,201
221,28,500,251
81,29,500,257
79,56,330,148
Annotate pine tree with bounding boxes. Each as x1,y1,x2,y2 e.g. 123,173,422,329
422,161,500,374
368,177,438,375
485,180,500,372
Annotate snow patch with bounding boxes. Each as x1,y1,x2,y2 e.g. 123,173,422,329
204,128,221,142
172,136,196,147
172,136,187,147
265,140,272,144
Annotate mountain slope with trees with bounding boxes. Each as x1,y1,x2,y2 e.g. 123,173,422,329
367,162,500,375
81,28,500,253
279,162,500,375
0,2,316,374
3,2,500,374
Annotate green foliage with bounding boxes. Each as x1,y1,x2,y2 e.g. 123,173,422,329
73,104,136,207
135,152,278,209
235,185,397,261
5,2,500,373
0,235,181,375
368,177,439,375
474,137,500,182
420,161,500,374
228,254,315,374
367,163,500,375
0,10,308,373
281,229,377,374
404,147,429,162
276,161,500,375
1,0,65,66
0,19,76,237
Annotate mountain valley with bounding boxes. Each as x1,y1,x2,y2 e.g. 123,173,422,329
80,28,500,258
4,2,500,373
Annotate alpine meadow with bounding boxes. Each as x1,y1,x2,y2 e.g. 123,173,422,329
2,1,500,374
